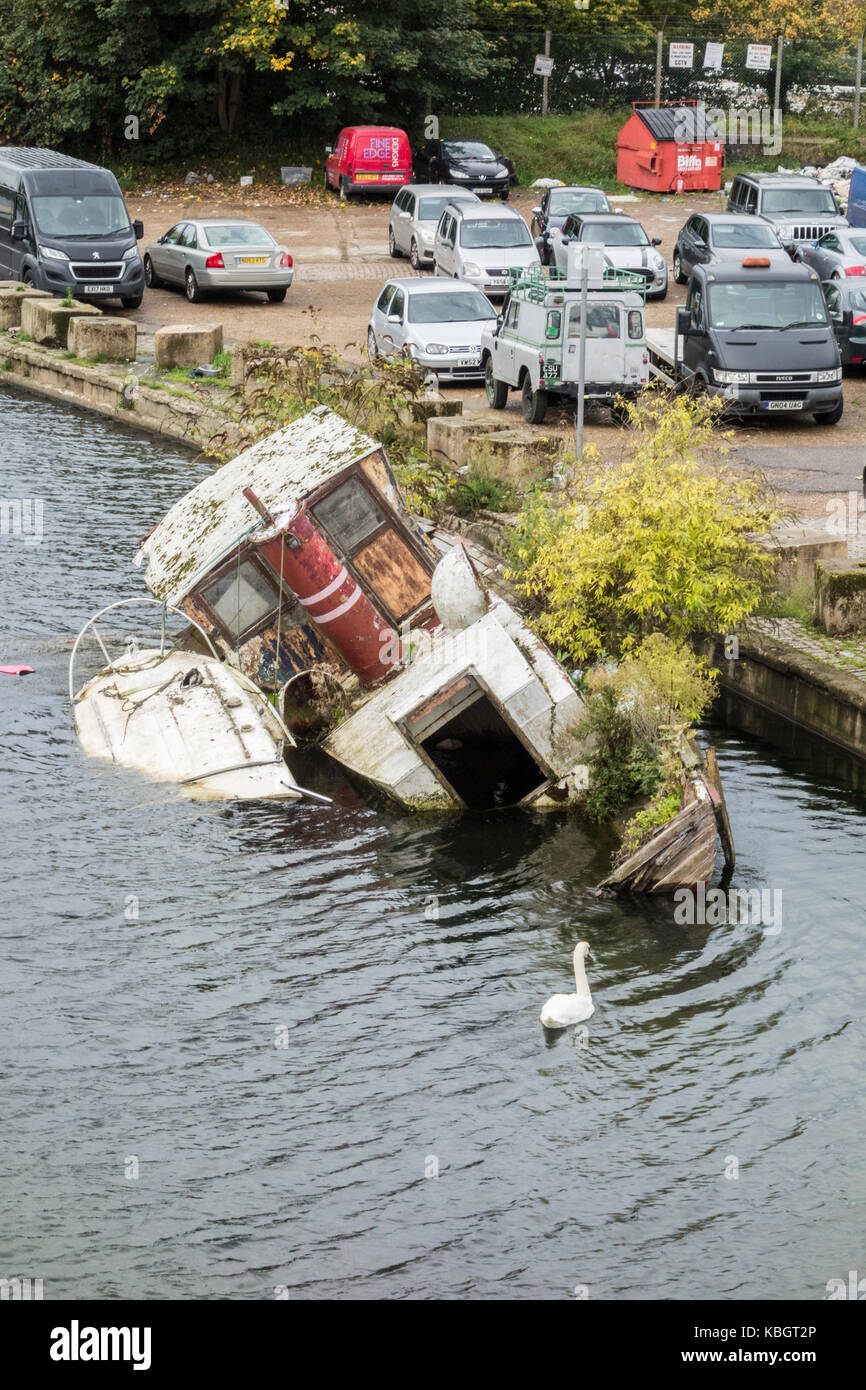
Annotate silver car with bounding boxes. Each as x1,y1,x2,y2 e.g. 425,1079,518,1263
389,185,481,269
143,219,294,303
549,213,667,300
795,227,866,281
367,277,497,381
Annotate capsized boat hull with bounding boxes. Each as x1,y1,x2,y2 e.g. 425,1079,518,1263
74,650,302,801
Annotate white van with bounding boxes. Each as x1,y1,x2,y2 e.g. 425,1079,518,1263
433,202,539,296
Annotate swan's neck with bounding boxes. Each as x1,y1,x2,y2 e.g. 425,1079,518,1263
573,958,590,996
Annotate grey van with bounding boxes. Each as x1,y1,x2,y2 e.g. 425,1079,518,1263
0,148,145,307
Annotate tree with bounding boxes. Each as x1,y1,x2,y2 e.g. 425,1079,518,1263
508,391,785,663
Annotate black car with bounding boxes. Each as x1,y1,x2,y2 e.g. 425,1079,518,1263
412,139,510,199
529,185,612,263
822,278,866,368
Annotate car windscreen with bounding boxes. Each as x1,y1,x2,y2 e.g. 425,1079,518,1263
762,187,837,215
711,223,781,248
419,195,475,221
442,142,496,161
459,219,532,248
408,290,496,323
581,222,648,246
31,195,130,237
202,224,275,247
708,280,830,329
549,191,609,215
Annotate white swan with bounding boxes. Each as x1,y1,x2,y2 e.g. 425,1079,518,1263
540,942,595,1029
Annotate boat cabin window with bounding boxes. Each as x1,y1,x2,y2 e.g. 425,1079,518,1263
202,559,278,641
313,476,386,552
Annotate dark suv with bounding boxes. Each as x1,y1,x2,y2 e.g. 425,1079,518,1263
726,172,847,254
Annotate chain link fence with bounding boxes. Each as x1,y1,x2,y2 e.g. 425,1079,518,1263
452,34,862,120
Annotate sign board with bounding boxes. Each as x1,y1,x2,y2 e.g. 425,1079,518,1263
573,0,590,8
534,55,554,77
746,43,772,72
703,42,724,71
669,42,694,69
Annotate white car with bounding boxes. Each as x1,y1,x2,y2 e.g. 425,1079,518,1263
367,277,497,381
389,185,481,270
549,212,667,300
433,202,539,297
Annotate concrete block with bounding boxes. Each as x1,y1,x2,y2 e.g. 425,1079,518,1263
0,286,52,331
427,413,510,467
466,427,558,487
815,558,866,634
68,315,137,362
760,526,850,595
155,323,223,370
20,297,102,347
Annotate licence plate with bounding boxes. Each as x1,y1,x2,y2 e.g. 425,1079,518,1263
82,284,114,293
487,276,507,285
456,357,480,367
763,399,804,410
239,256,267,265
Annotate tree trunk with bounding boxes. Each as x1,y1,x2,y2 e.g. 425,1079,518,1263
217,70,242,135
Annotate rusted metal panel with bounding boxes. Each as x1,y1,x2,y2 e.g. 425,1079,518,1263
353,530,432,621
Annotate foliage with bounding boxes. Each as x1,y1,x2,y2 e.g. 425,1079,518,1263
392,450,457,521
205,339,430,468
576,683,663,824
576,635,714,828
619,790,683,856
453,466,514,517
508,389,785,665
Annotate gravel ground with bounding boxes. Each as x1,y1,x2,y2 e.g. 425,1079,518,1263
121,184,866,519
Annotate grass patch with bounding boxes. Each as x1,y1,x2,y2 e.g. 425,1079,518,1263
757,582,816,626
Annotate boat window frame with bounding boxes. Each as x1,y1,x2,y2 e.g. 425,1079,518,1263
196,547,290,646
305,458,436,629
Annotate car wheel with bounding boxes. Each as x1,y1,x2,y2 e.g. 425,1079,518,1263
815,397,844,424
22,269,35,287
143,255,162,290
185,268,204,303
484,356,508,409
267,288,287,303
410,239,422,270
521,374,547,424
389,228,402,258
121,296,142,309
673,250,687,284
339,176,349,200
367,327,378,360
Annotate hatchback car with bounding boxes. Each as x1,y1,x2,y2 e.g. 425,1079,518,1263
389,185,481,269
530,185,612,262
822,278,866,367
673,213,789,283
143,220,293,303
367,278,497,381
412,139,511,199
795,228,866,281
548,213,667,299
433,203,540,297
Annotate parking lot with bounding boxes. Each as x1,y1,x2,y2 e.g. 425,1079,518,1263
124,185,866,518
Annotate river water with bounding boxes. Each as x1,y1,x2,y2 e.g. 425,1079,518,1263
1,385,864,1301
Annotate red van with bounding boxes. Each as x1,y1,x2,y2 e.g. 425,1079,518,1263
324,127,412,197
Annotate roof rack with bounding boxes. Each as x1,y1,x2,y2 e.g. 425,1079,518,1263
507,264,647,302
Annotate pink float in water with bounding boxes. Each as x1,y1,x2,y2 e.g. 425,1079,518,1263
0,665,34,675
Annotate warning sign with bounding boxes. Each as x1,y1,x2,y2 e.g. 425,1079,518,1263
669,42,694,69
746,43,772,72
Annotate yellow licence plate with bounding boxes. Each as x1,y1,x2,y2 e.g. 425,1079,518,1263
239,256,267,264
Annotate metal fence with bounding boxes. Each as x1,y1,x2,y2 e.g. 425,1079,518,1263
452,33,864,122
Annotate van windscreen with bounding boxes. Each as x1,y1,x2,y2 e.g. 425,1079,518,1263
31,195,130,237
708,280,829,330
459,219,532,249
